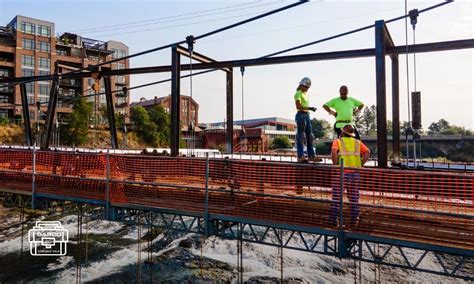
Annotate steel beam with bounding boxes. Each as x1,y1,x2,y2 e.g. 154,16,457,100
176,45,231,72
3,39,473,85
170,45,181,156
41,63,60,150
391,55,400,162
375,20,388,167
19,83,33,146
226,69,234,153
104,76,118,149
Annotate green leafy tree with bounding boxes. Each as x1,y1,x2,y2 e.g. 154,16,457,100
148,105,170,146
311,118,331,139
130,106,159,147
270,136,292,149
60,96,93,146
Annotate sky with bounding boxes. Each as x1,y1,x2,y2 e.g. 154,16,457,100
1,0,473,129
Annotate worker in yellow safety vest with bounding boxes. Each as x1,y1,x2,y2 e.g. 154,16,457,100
329,125,370,227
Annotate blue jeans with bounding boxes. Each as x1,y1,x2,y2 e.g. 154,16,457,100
329,172,360,224
295,111,315,158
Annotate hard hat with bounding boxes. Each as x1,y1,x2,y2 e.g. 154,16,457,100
341,125,356,137
299,77,311,87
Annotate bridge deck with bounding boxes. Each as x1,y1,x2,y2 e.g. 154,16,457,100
0,149,472,253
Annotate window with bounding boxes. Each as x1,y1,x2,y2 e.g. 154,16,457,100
115,63,125,70
117,97,126,105
38,96,49,103
21,22,35,34
111,48,127,59
57,48,67,56
39,85,50,96
22,55,35,67
0,69,10,78
116,76,125,84
22,68,34,77
26,83,34,94
27,95,35,104
38,25,51,37
0,110,8,118
38,41,51,52
22,38,35,50
0,95,9,103
38,70,50,77
38,57,50,70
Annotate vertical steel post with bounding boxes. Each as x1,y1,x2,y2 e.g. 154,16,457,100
104,76,118,149
106,148,111,219
204,153,210,236
31,143,36,209
41,63,60,150
375,20,388,167
226,69,234,153
170,45,181,156
19,84,33,146
391,55,400,163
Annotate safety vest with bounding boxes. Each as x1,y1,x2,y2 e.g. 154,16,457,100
337,137,361,167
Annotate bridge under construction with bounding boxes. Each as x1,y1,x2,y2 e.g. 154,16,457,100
0,147,472,280
0,0,473,281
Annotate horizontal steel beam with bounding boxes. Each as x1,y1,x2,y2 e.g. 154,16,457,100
2,39,473,84
176,45,231,72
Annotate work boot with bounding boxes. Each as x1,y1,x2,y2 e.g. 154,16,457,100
309,156,323,163
297,157,308,163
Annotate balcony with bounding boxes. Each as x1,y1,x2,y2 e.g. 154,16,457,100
60,79,82,88
0,58,14,68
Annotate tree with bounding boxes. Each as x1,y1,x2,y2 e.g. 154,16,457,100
148,105,170,146
428,119,450,134
271,136,292,149
311,118,331,139
130,106,159,147
359,105,376,136
60,96,93,146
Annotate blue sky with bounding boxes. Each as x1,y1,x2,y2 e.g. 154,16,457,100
1,0,472,129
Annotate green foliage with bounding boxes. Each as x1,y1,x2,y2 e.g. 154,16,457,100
60,96,93,146
311,118,331,139
315,142,331,155
270,136,292,149
0,117,9,125
130,105,171,147
355,105,377,136
428,119,471,136
447,142,474,162
148,105,170,146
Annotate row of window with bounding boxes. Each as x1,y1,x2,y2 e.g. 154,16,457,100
0,69,10,78
21,22,51,37
21,55,50,69
22,38,51,52
111,48,127,59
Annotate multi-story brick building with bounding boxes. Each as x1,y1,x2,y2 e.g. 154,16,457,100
0,15,130,125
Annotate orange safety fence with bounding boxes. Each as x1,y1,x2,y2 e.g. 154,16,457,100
0,149,472,250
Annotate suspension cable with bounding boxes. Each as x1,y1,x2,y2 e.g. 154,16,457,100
187,36,195,156
240,66,246,155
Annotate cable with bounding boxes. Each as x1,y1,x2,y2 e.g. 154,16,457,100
70,1,269,33
81,2,282,36
0,1,308,86
187,35,195,156
240,66,246,155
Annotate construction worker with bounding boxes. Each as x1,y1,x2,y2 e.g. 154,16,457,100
329,125,370,227
294,77,318,162
323,85,364,139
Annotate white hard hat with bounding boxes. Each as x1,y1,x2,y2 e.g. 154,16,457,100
299,77,311,87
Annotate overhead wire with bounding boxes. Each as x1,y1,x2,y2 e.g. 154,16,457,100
80,1,283,36
69,1,272,33
0,1,308,87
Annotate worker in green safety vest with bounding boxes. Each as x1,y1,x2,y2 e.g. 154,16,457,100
329,124,370,227
323,85,364,140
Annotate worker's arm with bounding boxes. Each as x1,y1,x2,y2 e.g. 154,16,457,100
323,104,337,116
331,150,339,165
331,140,339,164
353,103,365,115
295,100,316,112
361,149,370,166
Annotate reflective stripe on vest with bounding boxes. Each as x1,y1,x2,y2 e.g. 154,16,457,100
338,137,361,167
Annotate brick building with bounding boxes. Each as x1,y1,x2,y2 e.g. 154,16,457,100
131,95,199,131
0,15,130,124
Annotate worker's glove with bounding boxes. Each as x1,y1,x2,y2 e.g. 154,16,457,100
308,107,317,112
